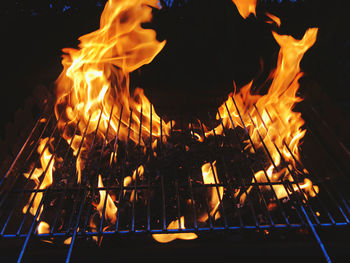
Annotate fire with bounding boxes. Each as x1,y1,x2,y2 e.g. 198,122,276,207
55,0,171,183
198,161,223,222
266,12,281,27
123,165,144,202
211,23,319,202
18,0,323,246
232,0,257,19
240,167,319,205
97,174,117,224
37,221,50,234
23,137,55,217
152,216,198,243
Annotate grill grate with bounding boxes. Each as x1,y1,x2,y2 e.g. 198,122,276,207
0,100,350,262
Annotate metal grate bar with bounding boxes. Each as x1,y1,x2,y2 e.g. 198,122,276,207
232,100,331,261
258,106,348,224
65,112,100,262
0,99,350,263
224,99,300,226
217,106,290,226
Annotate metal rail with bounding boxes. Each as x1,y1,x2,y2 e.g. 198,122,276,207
0,102,349,262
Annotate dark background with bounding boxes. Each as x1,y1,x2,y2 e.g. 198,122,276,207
0,0,349,142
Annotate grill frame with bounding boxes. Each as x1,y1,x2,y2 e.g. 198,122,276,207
0,100,350,263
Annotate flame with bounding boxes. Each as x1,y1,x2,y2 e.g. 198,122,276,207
240,167,319,205
232,0,257,19
123,165,144,202
55,0,171,184
37,221,50,234
265,12,281,27
213,23,319,201
198,161,223,222
152,216,198,243
23,138,55,217
15,0,325,247
97,174,117,224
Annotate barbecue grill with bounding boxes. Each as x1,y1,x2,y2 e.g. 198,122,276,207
1,0,350,262
0,97,349,262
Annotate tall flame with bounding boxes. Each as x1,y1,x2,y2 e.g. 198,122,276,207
55,0,171,183
211,26,319,201
20,0,322,245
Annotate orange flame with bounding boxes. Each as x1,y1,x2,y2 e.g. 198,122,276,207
152,216,198,243
123,165,144,202
17,0,323,246
37,221,50,234
55,0,171,183
265,12,281,27
198,161,223,222
240,167,319,205
23,138,55,217
97,174,117,224
232,0,257,19
212,25,319,201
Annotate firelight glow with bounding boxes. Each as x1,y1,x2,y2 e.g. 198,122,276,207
20,0,321,245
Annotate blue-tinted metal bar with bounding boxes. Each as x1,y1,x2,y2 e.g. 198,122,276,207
188,122,200,230
193,120,214,229
0,114,56,214
158,112,167,231
16,119,68,236
115,108,133,232
3,221,350,238
300,206,332,263
99,106,115,234
17,119,68,262
65,111,100,262
246,110,321,225
0,113,45,187
65,189,87,263
230,96,305,225
261,106,342,225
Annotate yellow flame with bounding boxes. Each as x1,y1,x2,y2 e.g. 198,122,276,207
232,0,257,19
123,165,144,202
23,138,55,217
97,174,117,224
198,161,223,222
55,0,172,184
37,221,50,234
212,21,318,202
152,216,198,243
